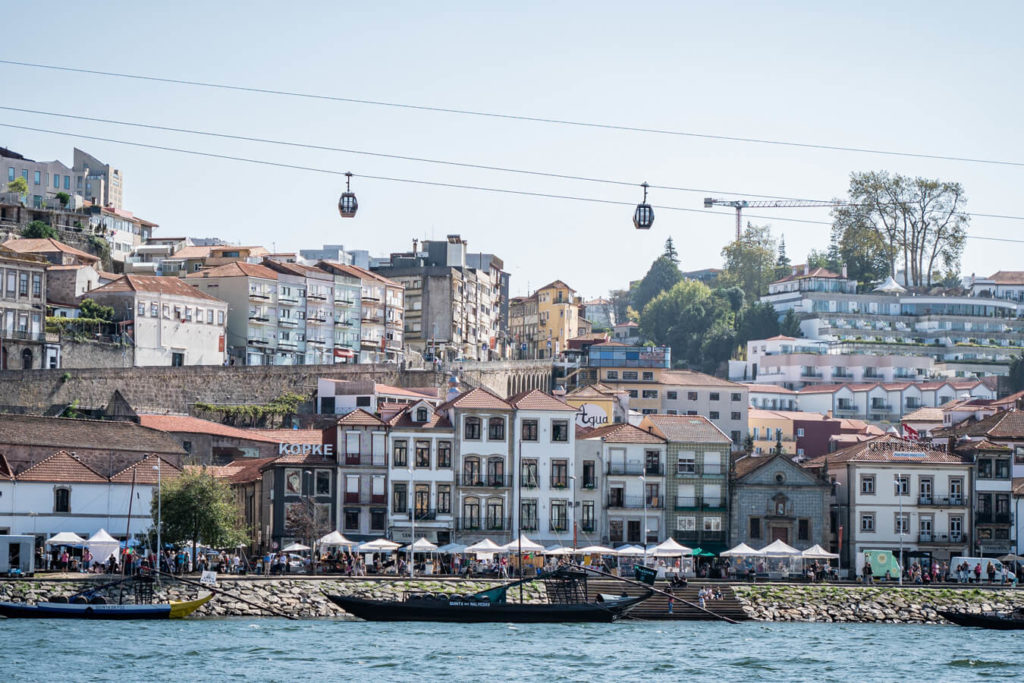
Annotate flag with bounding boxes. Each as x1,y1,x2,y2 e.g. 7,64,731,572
902,423,919,441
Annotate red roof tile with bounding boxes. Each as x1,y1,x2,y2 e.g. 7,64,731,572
186,262,279,280
582,422,665,444
138,414,281,442
437,387,512,411
335,409,387,427
2,237,100,264
88,275,224,302
110,454,183,484
804,435,968,466
246,429,324,444
16,450,108,483
508,389,577,412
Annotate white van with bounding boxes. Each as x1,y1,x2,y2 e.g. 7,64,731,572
950,556,1004,582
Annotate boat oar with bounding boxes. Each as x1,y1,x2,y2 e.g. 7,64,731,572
154,570,297,620
572,564,739,624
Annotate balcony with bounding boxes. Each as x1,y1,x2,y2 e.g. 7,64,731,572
918,495,965,507
2,329,45,342
919,533,968,545
342,454,387,467
409,509,438,521
607,495,664,509
702,498,726,510
278,318,298,327
455,474,513,488
248,314,272,323
581,479,597,490
335,319,354,327
675,497,698,510
607,463,664,476
308,291,328,301
248,290,271,301
976,511,1013,524
278,294,300,305
455,516,511,532
549,520,569,533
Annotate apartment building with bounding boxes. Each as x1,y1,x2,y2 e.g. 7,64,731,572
318,262,404,364
796,379,994,423
263,260,338,366
2,146,123,210
535,280,580,358
87,206,157,264
325,409,389,541
509,295,540,359
0,246,47,369
581,297,615,330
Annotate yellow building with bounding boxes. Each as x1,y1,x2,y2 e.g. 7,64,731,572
748,409,799,455
536,280,580,358
564,383,628,429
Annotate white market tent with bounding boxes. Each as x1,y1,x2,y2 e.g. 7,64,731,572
759,539,802,577
720,543,763,557
649,538,692,557
45,532,86,546
465,538,504,554
801,544,839,560
544,545,576,556
86,529,120,563
359,538,401,552
401,537,439,552
435,543,468,554
760,539,801,556
614,544,647,557
501,534,545,553
577,544,617,555
281,542,311,552
318,531,355,547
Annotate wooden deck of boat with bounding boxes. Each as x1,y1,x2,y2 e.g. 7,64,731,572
584,579,750,621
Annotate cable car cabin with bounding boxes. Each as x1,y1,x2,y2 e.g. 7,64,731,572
633,203,654,230
338,191,358,218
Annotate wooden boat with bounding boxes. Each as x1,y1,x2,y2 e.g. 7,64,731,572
325,569,651,623
0,593,212,620
938,609,1024,630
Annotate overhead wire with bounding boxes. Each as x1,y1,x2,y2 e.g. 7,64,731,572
2,122,1023,244
1,58,1022,169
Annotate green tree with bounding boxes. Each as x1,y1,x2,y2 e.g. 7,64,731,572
155,469,245,568
55,191,70,207
779,308,802,337
716,286,745,314
833,170,968,287
774,235,791,280
831,219,890,288
736,300,780,345
79,298,115,322
631,255,682,314
638,279,734,372
1008,355,1024,393
7,176,28,195
719,224,778,300
21,220,57,239
608,288,632,324
663,237,679,264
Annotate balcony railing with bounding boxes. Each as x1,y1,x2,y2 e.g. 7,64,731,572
409,509,439,521
2,329,45,342
455,516,511,532
702,498,726,510
976,511,1013,524
607,495,664,509
676,464,724,477
918,495,965,506
549,520,569,533
455,474,513,488
919,533,968,544
607,463,664,476
342,454,387,467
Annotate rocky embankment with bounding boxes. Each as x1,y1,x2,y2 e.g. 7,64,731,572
0,577,546,618
733,584,1024,624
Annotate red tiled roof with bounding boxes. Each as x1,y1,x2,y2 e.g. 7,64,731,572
582,422,665,444
88,275,224,302
956,439,1012,453
987,271,1024,286
437,387,512,411
2,237,100,264
138,414,280,442
732,452,796,479
508,389,576,412
951,410,1024,439
16,450,107,483
771,266,841,284
197,457,276,485
387,406,453,430
186,262,279,280
246,429,324,444
335,409,387,427
110,454,182,484
640,414,731,444
170,245,214,259
743,384,797,394
804,435,968,466
0,415,185,455
658,370,742,388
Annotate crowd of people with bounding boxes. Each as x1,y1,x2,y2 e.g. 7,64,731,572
861,558,1021,586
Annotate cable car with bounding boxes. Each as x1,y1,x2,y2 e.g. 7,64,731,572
633,182,654,229
338,172,358,218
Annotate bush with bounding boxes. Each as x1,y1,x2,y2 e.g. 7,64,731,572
21,220,57,239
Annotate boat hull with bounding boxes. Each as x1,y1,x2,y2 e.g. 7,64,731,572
938,610,1024,630
0,593,212,620
325,594,646,623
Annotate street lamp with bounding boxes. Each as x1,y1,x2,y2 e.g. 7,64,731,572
153,461,161,574
895,473,904,586
640,473,648,567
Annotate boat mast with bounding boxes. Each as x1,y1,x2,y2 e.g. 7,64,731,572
117,466,138,605
517,437,522,604
409,457,414,580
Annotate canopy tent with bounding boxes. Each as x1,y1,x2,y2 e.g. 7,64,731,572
758,539,802,577
720,543,763,558
501,534,545,553
614,544,647,557
801,544,839,560
998,553,1023,563
649,538,692,557
873,275,907,294
465,538,504,554
318,531,355,547
281,542,311,552
544,545,576,556
577,544,617,555
45,532,86,546
760,539,801,556
358,538,401,552
86,529,120,563
401,537,439,552
435,543,468,554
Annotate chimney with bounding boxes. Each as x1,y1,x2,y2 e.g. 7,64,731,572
412,238,419,254
842,264,848,279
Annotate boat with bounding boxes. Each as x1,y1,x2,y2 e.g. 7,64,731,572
0,593,213,620
324,568,651,623
938,608,1024,630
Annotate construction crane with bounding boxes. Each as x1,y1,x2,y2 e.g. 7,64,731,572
703,197,843,240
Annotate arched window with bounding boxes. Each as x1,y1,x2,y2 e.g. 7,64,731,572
464,417,481,440
54,487,70,513
21,348,33,369
462,497,480,529
488,417,505,440
485,498,505,530
463,457,481,485
487,458,505,486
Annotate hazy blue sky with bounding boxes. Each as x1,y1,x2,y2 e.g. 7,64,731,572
2,1,1021,298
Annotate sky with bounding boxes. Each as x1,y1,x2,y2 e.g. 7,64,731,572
1,1,1022,299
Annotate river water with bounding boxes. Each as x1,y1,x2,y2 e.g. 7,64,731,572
2,619,1020,681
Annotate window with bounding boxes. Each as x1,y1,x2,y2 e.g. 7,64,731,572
730,411,742,421
582,460,596,488
464,417,481,440
606,370,618,380
703,516,722,531
551,460,568,488
522,460,539,487
414,485,430,517
486,458,505,486
485,499,504,530
860,513,875,532
344,509,360,530
709,411,719,420
393,483,407,513
437,441,451,468
315,470,331,495
581,501,595,531
550,500,568,531
749,517,761,539
521,419,538,441
551,420,569,442
437,484,451,514
355,396,371,407
54,487,70,513
392,440,408,466
796,428,805,437
19,272,28,296
31,274,41,297
666,391,678,400
677,452,696,474
676,516,696,532
642,371,654,381
33,170,40,185
798,518,810,541
64,175,70,190
150,302,159,317
171,352,184,367
995,459,1010,479
709,392,720,401
416,408,428,422
521,499,538,530
894,512,909,534
687,392,698,401
860,475,875,495
642,390,658,399
609,520,624,543
463,457,481,484
370,509,386,530
207,309,214,324
488,417,505,440
894,475,909,496
628,390,638,399
731,392,741,401
137,302,146,316
6,167,11,182
622,371,638,380
415,440,430,468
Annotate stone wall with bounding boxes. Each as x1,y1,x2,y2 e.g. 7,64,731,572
59,340,135,369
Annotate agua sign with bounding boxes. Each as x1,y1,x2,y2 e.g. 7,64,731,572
278,443,335,456
575,403,609,429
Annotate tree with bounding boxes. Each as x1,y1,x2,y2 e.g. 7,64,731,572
7,177,28,196
638,279,734,373
736,300,780,345
774,235,792,281
831,219,890,288
55,191,70,208
719,224,778,300
716,286,745,314
608,288,632,324
663,237,679,264
779,309,802,337
832,171,968,288
285,499,332,561
21,220,57,239
631,255,682,314
79,298,115,322
1009,355,1024,393
155,469,244,568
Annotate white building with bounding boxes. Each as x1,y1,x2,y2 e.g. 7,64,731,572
329,409,389,540
796,379,994,423
85,274,228,366
316,379,441,416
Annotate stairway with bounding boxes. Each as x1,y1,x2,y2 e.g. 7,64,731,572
585,579,750,621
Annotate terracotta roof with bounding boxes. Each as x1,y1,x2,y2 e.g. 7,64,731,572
373,384,443,400
186,262,279,280
537,280,575,293
749,409,827,421
201,457,277,484
88,275,224,303
567,384,622,399
138,414,281,442
262,453,334,467
569,333,611,342
0,415,185,455
110,454,183,484
582,422,665,445
951,410,1024,439
170,245,214,259
732,452,797,479
639,414,731,444
804,435,968,466
956,439,1012,453
987,271,1024,285
261,259,333,279
2,237,100,264
335,409,387,427
246,429,324,444
991,390,1024,407
762,335,798,341
321,261,401,287
388,406,453,430
16,450,108,483
902,407,945,422
437,387,512,411
658,370,742,388
771,266,841,284
507,389,577,412
829,434,875,446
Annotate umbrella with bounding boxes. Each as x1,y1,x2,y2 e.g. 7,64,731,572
720,542,763,557
614,544,647,557
998,554,1023,563
281,542,310,552
544,545,576,556
801,544,839,559
45,532,86,546
318,531,355,547
465,538,504,553
650,538,692,557
577,544,616,555
359,538,401,552
402,537,438,552
435,543,468,554
501,534,545,553
86,529,120,563
760,539,801,556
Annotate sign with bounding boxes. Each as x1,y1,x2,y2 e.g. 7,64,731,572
521,343,527,351
200,570,218,587
575,403,610,429
634,564,657,586
278,443,335,456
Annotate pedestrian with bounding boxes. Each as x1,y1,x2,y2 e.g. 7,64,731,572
666,586,674,615
862,559,873,586
697,586,706,610
986,562,996,584
974,562,982,583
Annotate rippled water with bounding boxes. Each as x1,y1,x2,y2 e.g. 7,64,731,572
2,619,1021,681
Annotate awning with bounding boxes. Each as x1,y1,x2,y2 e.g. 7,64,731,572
760,539,801,556
318,531,356,547
500,534,545,553
281,542,310,552
45,532,86,546
720,542,763,557
358,538,401,552
801,544,839,559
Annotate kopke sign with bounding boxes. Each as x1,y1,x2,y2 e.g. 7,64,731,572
278,443,335,456
575,403,609,428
